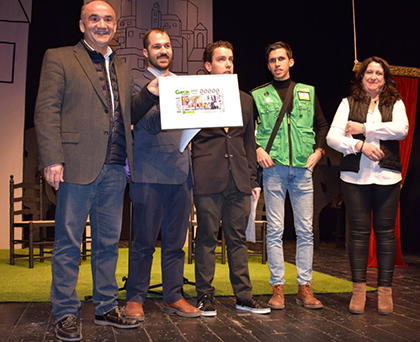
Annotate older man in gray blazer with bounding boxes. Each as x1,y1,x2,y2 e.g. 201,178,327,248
34,1,158,341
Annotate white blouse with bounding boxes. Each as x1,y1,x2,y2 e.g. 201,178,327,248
327,98,409,185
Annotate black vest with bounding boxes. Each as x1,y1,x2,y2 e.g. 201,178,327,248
340,96,402,173
83,41,127,165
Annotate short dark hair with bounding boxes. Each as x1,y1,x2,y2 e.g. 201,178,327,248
143,28,169,49
265,41,293,62
203,40,234,63
80,0,115,22
351,56,400,105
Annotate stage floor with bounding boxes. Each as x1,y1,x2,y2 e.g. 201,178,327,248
1,241,419,342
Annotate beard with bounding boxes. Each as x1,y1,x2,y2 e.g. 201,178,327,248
148,54,172,71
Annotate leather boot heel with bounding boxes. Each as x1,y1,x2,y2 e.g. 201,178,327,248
349,282,366,314
378,287,393,315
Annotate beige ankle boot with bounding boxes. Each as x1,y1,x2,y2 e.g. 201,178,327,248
349,282,366,314
378,287,393,315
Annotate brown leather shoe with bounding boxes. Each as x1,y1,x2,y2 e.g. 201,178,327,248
378,287,393,315
268,284,285,310
124,301,145,321
349,282,366,314
296,284,323,309
162,298,201,318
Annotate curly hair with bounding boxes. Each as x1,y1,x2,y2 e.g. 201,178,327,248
351,56,400,106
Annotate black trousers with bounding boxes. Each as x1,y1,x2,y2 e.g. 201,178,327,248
342,181,400,287
194,173,253,301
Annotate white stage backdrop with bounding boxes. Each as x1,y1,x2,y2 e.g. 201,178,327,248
0,0,212,249
0,0,32,249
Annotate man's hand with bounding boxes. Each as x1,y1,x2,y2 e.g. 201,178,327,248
252,187,261,201
146,77,160,96
146,71,169,96
256,147,275,169
306,150,322,171
43,163,64,190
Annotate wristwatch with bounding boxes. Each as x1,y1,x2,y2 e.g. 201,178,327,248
316,148,325,156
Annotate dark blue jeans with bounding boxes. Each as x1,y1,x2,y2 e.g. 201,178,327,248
51,164,127,322
342,181,400,287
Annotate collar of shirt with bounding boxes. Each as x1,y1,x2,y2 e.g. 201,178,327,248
83,39,113,59
147,66,176,78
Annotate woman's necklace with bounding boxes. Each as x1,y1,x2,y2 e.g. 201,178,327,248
368,95,379,112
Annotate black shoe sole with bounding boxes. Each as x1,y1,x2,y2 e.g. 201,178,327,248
55,330,82,342
94,318,141,329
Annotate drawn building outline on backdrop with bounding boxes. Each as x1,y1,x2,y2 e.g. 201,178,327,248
0,0,30,83
109,0,212,78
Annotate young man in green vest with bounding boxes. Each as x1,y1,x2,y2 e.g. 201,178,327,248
252,41,328,310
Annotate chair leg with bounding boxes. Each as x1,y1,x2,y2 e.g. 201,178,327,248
9,176,15,266
29,222,34,268
39,226,44,262
10,228,15,266
82,229,87,261
10,248,14,265
188,225,193,264
221,229,226,265
262,223,267,264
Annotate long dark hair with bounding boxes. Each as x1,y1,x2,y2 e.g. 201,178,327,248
351,56,400,106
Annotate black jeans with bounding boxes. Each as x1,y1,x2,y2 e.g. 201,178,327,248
342,181,400,287
194,172,253,301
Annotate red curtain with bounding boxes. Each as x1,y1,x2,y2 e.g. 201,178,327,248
368,76,418,267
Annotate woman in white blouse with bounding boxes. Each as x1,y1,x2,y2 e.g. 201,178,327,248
327,56,408,316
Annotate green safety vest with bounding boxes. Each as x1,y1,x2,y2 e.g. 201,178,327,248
252,83,316,168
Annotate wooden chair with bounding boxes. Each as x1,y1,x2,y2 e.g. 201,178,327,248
9,174,55,268
247,193,267,264
187,202,226,264
9,175,91,268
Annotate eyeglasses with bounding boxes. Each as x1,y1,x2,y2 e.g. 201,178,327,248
365,70,384,77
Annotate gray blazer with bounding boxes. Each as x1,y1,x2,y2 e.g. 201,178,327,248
131,69,191,184
35,41,134,185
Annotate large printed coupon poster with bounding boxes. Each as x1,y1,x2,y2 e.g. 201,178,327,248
159,74,243,130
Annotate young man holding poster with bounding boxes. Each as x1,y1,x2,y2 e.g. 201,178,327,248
191,41,270,316
125,28,200,320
